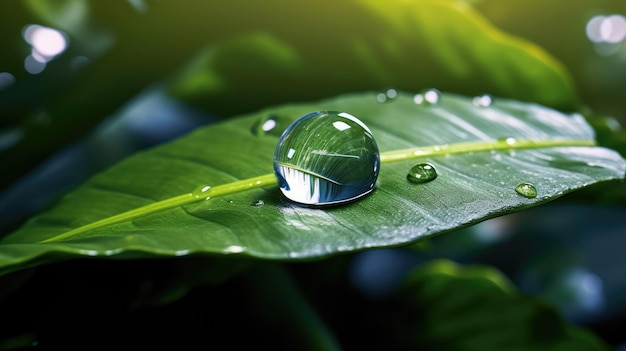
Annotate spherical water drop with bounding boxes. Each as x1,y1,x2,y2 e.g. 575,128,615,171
413,94,424,104
407,163,438,184
376,88,398,103
273,111,380,206
386,88,398,99
251,114,289,137
472,94,493,107
515,182,537,199
192,185,212,200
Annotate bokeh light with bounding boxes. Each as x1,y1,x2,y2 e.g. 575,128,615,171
0,72,16,91
586,15,626,44
22,24,68,74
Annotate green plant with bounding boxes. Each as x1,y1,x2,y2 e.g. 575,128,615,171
1,1,625,349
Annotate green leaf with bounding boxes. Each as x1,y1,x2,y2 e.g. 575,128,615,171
389,259,611,350
167,0,578,115
1,91,624,275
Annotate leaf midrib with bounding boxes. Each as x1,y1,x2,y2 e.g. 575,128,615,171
36,137,595,244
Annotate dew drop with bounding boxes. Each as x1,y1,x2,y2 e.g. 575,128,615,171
252,199,265,207
407,163,438,184
413,94,424,104
251,114,289,137
386,88,398,99
472,94,493,107
515,182,537,199
376,88,398,103
192,184,212,200
414,88,441,105
273,111,380,206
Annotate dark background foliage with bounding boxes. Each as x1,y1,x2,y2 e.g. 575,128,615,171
1,0,625,349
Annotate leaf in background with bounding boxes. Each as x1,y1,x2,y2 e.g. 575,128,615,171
1,0,578,190
472,0,626,125
166,0,578,115
389,260,611,350
0,91,624,275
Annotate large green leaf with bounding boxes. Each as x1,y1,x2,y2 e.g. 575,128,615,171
389,260,611,350
1,91,624,275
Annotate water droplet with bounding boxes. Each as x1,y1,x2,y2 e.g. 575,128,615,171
251,114,289,137
515,182,537,199
472,94,493,107
413,94,424,104
273,111,380,206
192,184,212,200
407,163,438,184
386,88,398,99
413,88,441,105
376,88,398,103
224,245,245,253
252,200,265,207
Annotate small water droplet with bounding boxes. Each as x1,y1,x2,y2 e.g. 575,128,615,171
413,94,424,104
252,199,265,207
376,88,398,103
496,137,518,146
407,163,438,184
251,114,289,137
192,184,212,200
414,88,441,105
515,182,537,199
472,94,493,107
273,111,380,206
224,245,245,253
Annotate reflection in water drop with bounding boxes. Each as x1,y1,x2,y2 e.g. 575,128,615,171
515,182,537,198
273,111,380,206
414,88,441,105
472,94,493,107
192,185,212,200
407,163,438,184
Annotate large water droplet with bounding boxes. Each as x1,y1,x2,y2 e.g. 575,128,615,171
251,114,289,137
413,88,441,105
407,163,438,184
515,182,537,199
273,111,380,206
192,184,212,200
472,94,493,107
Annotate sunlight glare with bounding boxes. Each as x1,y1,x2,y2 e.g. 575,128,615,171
586,14,626,44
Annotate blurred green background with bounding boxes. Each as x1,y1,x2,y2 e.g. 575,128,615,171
1,0,626,349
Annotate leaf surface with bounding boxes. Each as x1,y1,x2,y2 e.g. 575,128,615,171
1,91,624,275
389,260,611,350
